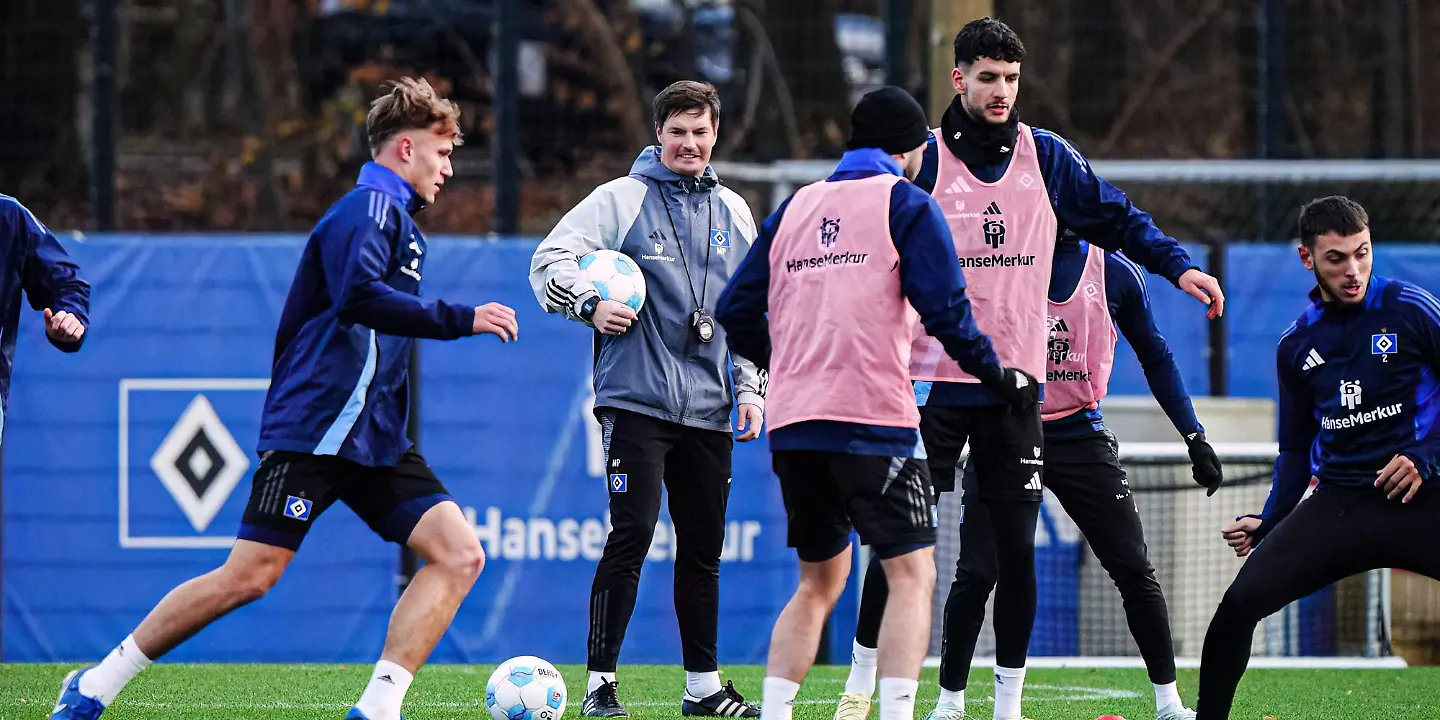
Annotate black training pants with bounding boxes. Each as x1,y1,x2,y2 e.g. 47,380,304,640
1045,431,1176,684
854,431,1177,687
1196,484,1440,719
919,403,1046,691
587,408,733,673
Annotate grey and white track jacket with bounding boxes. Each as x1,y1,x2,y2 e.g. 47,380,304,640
529,147,766,433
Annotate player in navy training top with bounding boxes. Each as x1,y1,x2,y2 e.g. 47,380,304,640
0,195,90,444
52,78,518,720
1195,196,1440,719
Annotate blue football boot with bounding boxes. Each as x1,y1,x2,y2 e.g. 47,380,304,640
50,667,106,719
345,707,404,720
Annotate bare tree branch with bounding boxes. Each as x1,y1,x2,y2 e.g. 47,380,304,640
555,0,651,150
1098,0,1226,155
723,4,803,158
1286,94,1318,158
1023,73,1081,140
223,0,282,226
713,25,770,160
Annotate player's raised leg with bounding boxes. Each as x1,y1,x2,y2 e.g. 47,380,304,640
1196,486,1440,719
50,539,295,720
349,495,485,720
51,448,340,720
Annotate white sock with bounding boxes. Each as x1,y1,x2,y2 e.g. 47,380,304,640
879,678,919,720
588,671,616,694
937,688,964,709
79,634,152,706
354,660,413,720
1154,681,1183,711
760,677,800,720
844,641,878,698
687,671,722,698
992,665,1026,720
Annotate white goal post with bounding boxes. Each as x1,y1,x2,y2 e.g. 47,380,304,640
712,159,1440,215
850,440,1408,670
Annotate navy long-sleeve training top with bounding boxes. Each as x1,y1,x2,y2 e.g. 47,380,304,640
0,195,91,438
1257,275,1440,538
257,162,476,467
716,148,1004,457
1045,237,1202,440
913,130,1198,406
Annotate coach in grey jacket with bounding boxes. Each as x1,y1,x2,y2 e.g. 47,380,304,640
528,81,764,719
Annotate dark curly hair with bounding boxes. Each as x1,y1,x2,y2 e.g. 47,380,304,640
1298,196,1370,248
954,17,1026,67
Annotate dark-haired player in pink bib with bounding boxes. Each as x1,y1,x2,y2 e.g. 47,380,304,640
833,17,1225,720
838,230,1223,720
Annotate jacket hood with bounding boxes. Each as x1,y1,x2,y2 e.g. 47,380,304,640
629,146,720,190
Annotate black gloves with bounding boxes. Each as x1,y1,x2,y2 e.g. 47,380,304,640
987,367,1040,407
1186,431,1224,496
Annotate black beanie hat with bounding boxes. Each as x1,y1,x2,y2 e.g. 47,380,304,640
846,86,930,155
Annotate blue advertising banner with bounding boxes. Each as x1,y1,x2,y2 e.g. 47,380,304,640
7,235,1440,664
1,235,795,665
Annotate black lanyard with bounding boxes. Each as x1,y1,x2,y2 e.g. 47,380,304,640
656,182,715,315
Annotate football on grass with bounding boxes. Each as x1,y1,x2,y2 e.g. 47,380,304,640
485,656,567,720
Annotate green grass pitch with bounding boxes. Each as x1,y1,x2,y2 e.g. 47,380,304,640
3,663,1437,719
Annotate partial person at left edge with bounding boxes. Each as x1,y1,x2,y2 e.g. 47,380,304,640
0,194,92,442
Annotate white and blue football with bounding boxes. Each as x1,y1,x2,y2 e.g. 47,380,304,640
485,656,567,720
578,249,647,314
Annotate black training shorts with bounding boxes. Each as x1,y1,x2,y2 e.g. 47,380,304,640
237,448,453,550
773,450,937,563
920,402,1045,501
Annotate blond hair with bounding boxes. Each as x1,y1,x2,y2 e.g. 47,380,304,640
366,77,464,155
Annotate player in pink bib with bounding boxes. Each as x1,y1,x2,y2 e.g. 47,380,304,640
716,86,1034,720
834,18,1227,720
1011,231,1222,718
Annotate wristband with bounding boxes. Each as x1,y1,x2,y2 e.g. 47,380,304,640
578,295,600,322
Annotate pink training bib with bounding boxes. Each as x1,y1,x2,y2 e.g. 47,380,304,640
765,173,921,432
910,123,1058,382
1042,243,1117,421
